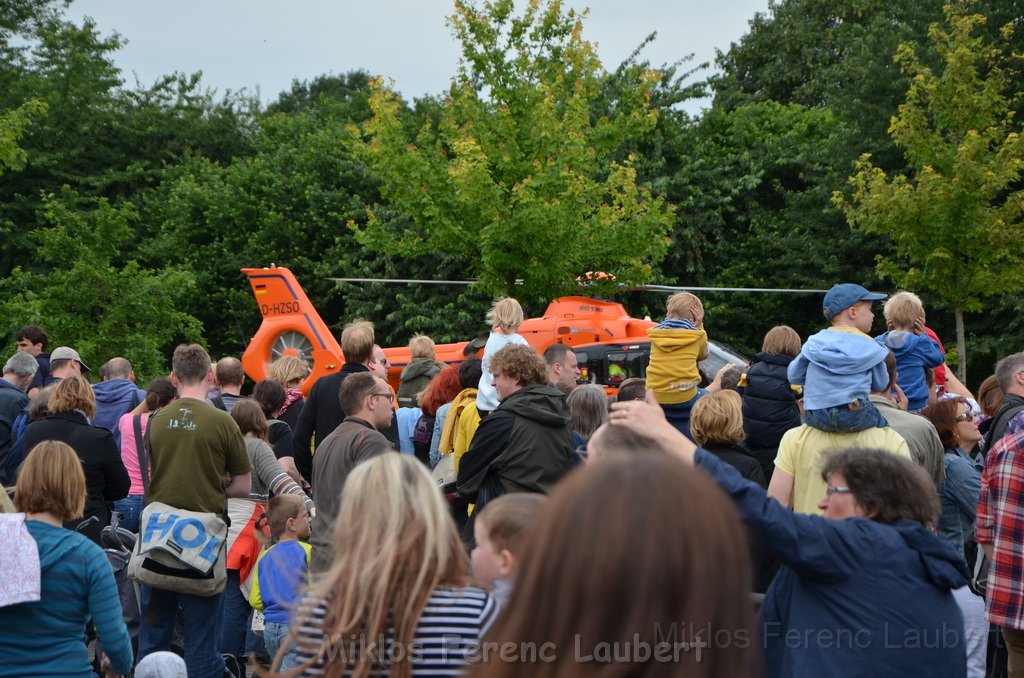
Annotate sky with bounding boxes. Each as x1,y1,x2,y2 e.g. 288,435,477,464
65,1,771,115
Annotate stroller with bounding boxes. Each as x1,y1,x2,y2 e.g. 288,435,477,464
100,512,141,653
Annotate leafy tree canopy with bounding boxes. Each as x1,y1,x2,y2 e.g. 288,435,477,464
836,5,1024,378
351,0,675,304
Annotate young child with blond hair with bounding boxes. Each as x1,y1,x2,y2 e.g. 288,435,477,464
249,493,312,671
646,292,710,439
471,493,547,607
476,297,530,415
788,284,890,432
875,291,945,412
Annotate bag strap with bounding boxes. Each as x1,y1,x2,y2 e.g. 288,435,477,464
983,395,1024,454
211,396,227,411
134,414,149,494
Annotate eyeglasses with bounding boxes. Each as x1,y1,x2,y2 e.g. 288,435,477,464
826,485,852,497
370,392,394,402
955,412,975,423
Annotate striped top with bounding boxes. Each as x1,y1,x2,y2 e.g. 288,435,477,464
293,585,498,677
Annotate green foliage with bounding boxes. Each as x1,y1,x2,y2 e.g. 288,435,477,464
0,189,202,380
837,8,1024,310
0,98,45,173
351,0,674,304
662,101,889,353
836,6,1024,376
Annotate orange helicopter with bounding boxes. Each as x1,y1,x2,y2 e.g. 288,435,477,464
239,266,751,396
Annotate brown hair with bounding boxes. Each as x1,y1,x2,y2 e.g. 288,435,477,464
476,493,546,557
215,357,245,387
666,291,702,321
231,398,268,441
48,374,96,418
690,390,745,447
266,493,306,541
489,344,548,388
15,440,86,519
144,378,177,411
567,384,608,439
252,380,286,419
921,397,969,450
338,372,381,416
761,325,801,357
340,319,375,365
616,378,647,402
468,453,756,678
587,423,664,462
821,448,940,528
172,344,212,385
978,375,1004,418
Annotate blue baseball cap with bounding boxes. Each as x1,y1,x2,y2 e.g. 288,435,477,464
822,284,887,320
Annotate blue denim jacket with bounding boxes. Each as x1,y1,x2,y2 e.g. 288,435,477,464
936,446,982,565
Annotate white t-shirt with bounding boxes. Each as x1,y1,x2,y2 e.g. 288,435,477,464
476,331,529,412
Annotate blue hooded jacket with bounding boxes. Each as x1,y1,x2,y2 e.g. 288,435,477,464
91,379,145,446
697,450,968,678
788,328,889,411
875,331,945,411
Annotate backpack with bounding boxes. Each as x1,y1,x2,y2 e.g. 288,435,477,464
982,394,1024,456
413,414,435,448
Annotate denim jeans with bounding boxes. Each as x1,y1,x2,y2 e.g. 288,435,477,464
263,621,300,671
113,494,144,533
219,570,264,666
803,399,889,433
138,585,225,678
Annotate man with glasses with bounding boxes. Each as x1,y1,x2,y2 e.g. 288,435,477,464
309,372,395,574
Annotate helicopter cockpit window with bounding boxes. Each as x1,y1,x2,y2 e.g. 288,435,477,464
575,351,592,384
604,350,646,385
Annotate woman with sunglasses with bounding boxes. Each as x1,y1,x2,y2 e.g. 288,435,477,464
921,397,988,677
922,397,984,565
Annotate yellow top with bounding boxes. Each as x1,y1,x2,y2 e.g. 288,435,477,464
646,327,709,404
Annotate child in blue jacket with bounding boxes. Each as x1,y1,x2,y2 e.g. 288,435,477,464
875,291,945,412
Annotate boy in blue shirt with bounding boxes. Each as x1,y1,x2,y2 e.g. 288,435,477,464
875,291,945,412
788,284,890,432
249,494,312,671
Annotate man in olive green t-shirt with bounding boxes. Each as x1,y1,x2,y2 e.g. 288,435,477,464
137,344,251,677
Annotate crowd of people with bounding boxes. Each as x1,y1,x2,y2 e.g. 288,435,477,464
1,283,1024,678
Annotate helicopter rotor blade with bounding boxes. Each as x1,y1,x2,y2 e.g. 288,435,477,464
329,278,828,294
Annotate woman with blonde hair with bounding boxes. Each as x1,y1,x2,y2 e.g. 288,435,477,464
267,355,310,430
20,375,129,543
288,454,498,677
0,440,133,676
691,390,765,487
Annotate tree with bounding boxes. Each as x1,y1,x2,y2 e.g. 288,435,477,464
0,98,45,173
0,189,202,379
351,0,674,305
835,6,1024,380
